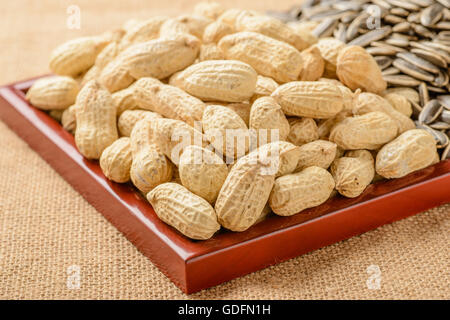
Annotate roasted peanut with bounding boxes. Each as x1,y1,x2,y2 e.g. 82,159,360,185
118,35,201,80
61,104,77,134
148,118,206,165
298,46,324,81
331,150,375,198
235,14,309,51
383,93,413,117
329,112,398,150
215,149,276,231
287,117,319,146
74,80,118,159
147,183,220,240
26,76,79,110
219,32,303,83
134,77,205,126
249,97,290,145
169,60,257,103
199,43,225,61
202,104,250,160
118,109,162,137
203,20,234,43
193,1,225,20
353,92,415,134
112,85,138,115
269,166,335,216
296,140,337,171
179,145,228,203
129,118,173,193
337,45,387,94
272,81,343,118
376,129,438,179
251,75,279,102
100,137,133,183
257,141,301,177
312,38,346,78
49,36,108,77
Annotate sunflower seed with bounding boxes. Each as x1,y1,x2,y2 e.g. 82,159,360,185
418,100,443,124
333,1,364,11
372,0,392,10
431,70,450,87
410,99,423,117
384,74,422,86
425,41,450,54
382,66,401,75
266,11,297,22
385,0,420,12
391,33,418,41
375,56,393,69
396,52,441,74
441,143,450,160
435,130,449,148
312,17,338,37
443,8,450,20
437,95,450,110
333,23,347,42
346,12,369,41
420,4,444,27
430,121,450,130
407,12,422,24
393,58,435,82
309,9,353,21
348,26,392,47
390,7,409,17
411,48,448,68
371,41,406,53
385,37,409,47
412,24,434,38
384,14,406,24
367,46,397,55
341,11,361,24
428,85,448,93
409,0,435,7
393,21,411,33
441,110,450,123
302,5,332,19
416,123,449,147
419,82,430,106
436,0,450,8
410,42,450,63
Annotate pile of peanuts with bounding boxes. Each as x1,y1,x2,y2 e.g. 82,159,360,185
26,2,440,240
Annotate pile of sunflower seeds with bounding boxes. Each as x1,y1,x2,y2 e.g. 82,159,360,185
268,0,450,160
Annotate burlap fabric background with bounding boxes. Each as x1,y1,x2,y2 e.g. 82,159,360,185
0,0,449,300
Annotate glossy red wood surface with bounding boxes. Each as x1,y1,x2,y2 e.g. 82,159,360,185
1,77,449,294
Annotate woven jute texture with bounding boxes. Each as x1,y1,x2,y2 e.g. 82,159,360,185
0,0,449,300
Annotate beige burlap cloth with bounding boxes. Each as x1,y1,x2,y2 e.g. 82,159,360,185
0,0,449,300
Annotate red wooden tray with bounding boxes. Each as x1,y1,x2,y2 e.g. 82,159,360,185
1,77,449,294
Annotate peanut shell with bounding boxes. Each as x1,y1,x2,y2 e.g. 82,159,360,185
179,145,228,203
337,45,387,94
329,112,398,150
147,183,220,240
100,137,133,183
219,32,303,83
169,60,257,103
74,80,118,159
26,76,79,111
376,129,438,178
272,81,344,119
269,166,335,216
